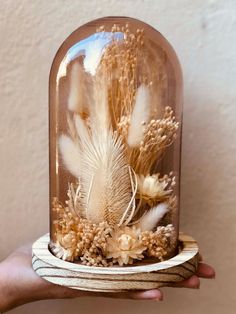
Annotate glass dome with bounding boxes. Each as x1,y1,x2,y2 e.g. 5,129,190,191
49,17,183,267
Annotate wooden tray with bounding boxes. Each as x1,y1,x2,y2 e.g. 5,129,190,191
32,233,199,292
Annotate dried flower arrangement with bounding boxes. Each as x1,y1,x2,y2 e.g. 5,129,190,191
50,23,179,267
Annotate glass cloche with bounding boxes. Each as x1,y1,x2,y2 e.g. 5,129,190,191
48,17,183,267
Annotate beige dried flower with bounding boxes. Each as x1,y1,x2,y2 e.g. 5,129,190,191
141,224,175,260
51,197,112,264
106,226,146,266
137,173,175,206
52,232,78,262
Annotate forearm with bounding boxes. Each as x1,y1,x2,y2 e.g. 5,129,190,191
0,250,54,312
0,259,38,312
0,249,83,312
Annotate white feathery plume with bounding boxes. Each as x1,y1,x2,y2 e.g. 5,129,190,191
68,62,86,113
127,84,150,147
59,135,81,178
90,73,110,131
137,203,169,231
80,131,132,226
74,114,90,142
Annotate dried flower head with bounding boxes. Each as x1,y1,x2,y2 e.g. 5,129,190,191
106,226,146,266
137,172,176,206
51,198,112,265
141,224,175,260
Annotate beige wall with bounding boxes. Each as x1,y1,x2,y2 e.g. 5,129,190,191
0,0,235,313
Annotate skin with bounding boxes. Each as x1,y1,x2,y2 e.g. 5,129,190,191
0,245,215,312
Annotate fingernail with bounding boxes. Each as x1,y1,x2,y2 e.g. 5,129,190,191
155,295,163,301
141,289,163,300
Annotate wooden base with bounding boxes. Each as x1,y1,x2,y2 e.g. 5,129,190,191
32,233,199,292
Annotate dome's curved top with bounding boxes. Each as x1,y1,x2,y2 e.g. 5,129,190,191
50,17,182,96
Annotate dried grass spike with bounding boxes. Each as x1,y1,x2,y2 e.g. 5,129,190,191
68,62,86,114
59,135,81,178
127,84,150,147
137,203,169,231
74,114,90,142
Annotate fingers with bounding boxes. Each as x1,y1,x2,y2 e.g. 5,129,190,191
197,262,215,278
171,260,215,289
172,275,200,289
198,253,203,261
82,289,163,301
128,289,163,301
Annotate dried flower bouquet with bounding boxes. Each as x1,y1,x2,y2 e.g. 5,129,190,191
50,24,179,267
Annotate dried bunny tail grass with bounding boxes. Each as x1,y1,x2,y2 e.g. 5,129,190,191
136,203,169,232
68,62,90,116
67,113,78,142
127,84,150,147
59,134,81,178
59,115,90,180
74,114,90,142
89,70,110,131
68,62,81,112
80,130,132,226
68,62,82,112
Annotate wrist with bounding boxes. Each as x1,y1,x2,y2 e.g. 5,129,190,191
0,261,13,312
0,252,45,312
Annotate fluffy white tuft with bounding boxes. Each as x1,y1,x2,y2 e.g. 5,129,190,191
59,135,81,178
138,203,169,231
68,62,87,113
127,84,150,147
74,114,90,142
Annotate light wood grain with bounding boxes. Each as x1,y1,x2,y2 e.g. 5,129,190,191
32,233,199,292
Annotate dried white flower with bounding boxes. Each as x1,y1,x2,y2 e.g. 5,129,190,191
137,173,174,205
106,226,146,266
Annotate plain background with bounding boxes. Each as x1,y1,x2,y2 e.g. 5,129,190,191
0,0,235,313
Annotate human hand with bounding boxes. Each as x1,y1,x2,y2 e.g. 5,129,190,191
0,244,215,312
